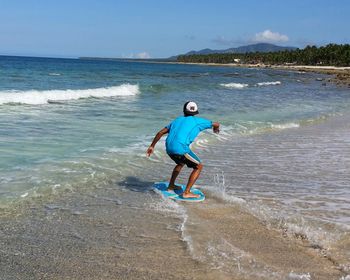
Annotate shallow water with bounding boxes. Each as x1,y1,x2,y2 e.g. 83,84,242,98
0,56,349,279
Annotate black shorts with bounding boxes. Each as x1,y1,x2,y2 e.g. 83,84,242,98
168,151,201,168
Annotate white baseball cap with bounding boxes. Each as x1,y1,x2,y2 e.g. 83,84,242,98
183,101,199,116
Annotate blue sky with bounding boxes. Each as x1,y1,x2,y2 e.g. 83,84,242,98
0,0,349,58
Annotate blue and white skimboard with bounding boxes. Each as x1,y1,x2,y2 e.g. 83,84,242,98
153,182,205,202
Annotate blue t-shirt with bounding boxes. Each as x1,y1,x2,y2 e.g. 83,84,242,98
165,116,212,155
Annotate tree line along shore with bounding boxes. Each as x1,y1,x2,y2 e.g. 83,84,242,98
177,44,350,87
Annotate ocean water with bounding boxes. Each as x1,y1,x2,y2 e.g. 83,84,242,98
0,56,349,279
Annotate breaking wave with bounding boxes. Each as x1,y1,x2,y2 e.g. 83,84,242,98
220,83,249,89
0,84,139,105
256,81,281,86
220,81,281,89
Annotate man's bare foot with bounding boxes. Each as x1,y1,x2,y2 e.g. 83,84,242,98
182,192,200,198
167,184,183,191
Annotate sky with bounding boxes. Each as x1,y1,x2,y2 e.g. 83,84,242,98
0,0,349,58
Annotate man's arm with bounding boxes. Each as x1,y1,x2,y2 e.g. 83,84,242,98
146,127,169,157
212,122,220,134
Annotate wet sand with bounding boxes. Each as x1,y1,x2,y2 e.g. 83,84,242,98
0,187,346,279
1,116,350,279
186,200,345,279
0,187,241,280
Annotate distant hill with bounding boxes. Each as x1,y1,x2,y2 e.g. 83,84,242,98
170,43,298,59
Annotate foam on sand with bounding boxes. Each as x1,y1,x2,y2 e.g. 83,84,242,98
287,272,311,280
0,84,139,105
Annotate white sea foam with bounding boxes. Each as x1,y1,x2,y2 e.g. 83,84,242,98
206,239,249,272
20,192,29,198
0,84,139,105
148,192,181,214
48,73,61,76
271,122,300,129
220,83,249,89
203,172,246,204
209,172,340,250
244,195,342,250
220,81,281,88
148,192,198,259
256,81,281,86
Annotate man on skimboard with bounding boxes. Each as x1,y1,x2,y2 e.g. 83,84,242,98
147,101,220,198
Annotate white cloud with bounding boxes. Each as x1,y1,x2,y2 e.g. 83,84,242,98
122,52,151,59
135,52,151,59
253,30,289,43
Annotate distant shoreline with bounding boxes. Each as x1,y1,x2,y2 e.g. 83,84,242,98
169,61,350,87
82,56,350,86
5,55,348,86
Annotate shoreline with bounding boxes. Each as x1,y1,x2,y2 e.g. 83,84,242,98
75,57,350,87
251,64,350,86
1,57,349,279
1,113,349,279
166,61,350,87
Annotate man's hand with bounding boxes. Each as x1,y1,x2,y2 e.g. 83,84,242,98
213,122,220,134
146,146,154,157
146,127,168,158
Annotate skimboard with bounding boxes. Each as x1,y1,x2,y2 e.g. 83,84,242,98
153,182,205,202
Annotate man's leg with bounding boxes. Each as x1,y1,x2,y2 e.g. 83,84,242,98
182,163,203,198
168,163,184,191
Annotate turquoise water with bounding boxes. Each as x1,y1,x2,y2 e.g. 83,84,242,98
1,56,350,203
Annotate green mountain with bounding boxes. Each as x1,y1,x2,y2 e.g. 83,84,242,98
170,43,297,59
